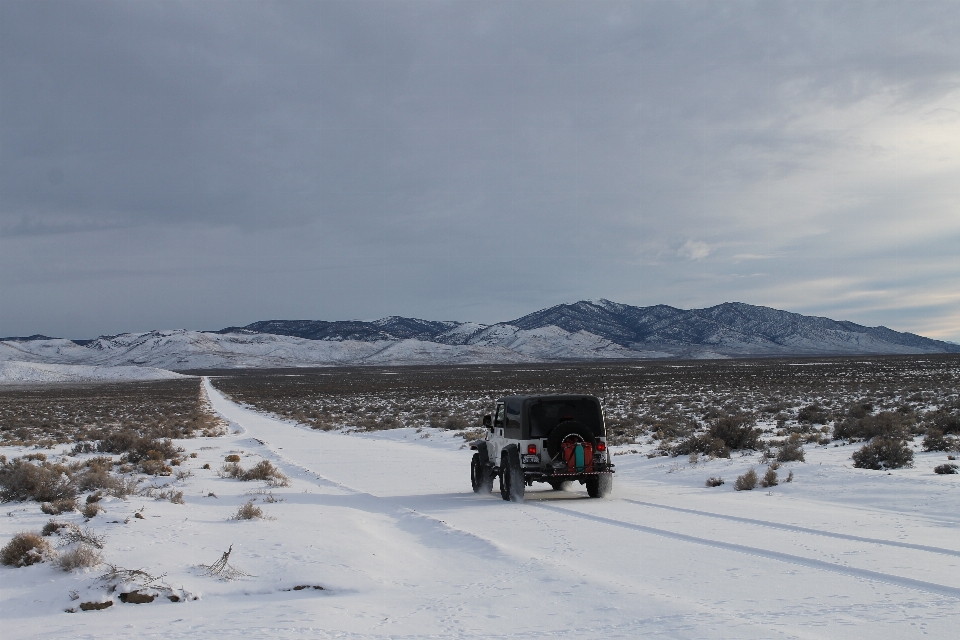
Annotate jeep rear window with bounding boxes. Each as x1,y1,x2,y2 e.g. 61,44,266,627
528,399,604,438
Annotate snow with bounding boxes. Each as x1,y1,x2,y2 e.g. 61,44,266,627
0,328,629,370
2,378,958,638
0,361,188,384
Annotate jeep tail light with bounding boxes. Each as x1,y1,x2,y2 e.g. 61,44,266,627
596,441,606,452
527,444,537,455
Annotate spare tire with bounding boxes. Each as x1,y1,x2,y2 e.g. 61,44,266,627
545,420,597,460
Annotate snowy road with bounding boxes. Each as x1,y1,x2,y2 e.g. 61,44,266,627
199,378,960,639
4,379,958,639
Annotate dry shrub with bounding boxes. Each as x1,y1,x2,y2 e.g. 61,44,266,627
106,476,140,500
140,460,173,476
151,489,184,504
929,409,960,435
42,519,69,536
705,476,724,487
672,435,730,459
59,524,105,549
1,532,53,566
441,415,470,430
55,543,103,571
140,485,174,502
224,454,241,463
761,467,779,488
99,564,168,590
81,501,102,518
241,460,288,485
41,498,77,515
0,458,77,503
734,468,758,491
199,544,250,579
232,500,264,520
797,404,830,424
852,437,914,470
776,434,806,462
709,414,760,451
922,430,958,452
75,457,116,492
97,431,182,463
835,411,908,442
454,427,487,442
934,463,958,475
218,462,242,478
219,460,288,486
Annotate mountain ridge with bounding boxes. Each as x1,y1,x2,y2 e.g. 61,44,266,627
2,300,956,371
214,300,959,355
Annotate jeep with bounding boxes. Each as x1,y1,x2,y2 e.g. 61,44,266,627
470,394,615,501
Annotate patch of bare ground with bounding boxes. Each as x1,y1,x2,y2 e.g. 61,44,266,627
206,356,959,457
0,378,227,448
1,378,228,519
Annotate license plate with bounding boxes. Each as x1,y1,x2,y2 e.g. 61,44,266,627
522,454,540,464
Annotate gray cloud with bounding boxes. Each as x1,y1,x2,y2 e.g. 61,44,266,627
2,0,958,341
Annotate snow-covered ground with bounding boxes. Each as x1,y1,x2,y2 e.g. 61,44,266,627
0,361,188,384
2,378,958,639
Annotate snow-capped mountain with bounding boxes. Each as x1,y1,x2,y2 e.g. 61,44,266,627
1,301,956,371
211,300,958,356
500,300,959,356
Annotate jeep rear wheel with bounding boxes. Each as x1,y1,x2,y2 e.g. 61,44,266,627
586,473,613,498
499,445,525,502
471,453,493,494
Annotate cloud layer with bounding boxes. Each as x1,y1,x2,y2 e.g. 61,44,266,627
2,0,958,341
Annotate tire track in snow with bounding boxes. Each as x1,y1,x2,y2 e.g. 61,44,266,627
532,503,960,599
622,499,960,558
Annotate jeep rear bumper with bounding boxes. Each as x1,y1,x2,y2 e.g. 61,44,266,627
522,462,615,481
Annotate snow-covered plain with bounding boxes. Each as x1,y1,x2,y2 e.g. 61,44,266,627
0,361,188,384
2,378,959,639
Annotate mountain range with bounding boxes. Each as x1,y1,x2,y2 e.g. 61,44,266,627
2,300,957,371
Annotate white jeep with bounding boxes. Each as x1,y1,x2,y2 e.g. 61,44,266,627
470,394,615,501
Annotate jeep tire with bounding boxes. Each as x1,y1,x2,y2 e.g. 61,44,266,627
499,445,525,502
586,473,613,498
471,453,493,494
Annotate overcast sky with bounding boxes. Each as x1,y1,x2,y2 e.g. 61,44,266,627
2,0,958,341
